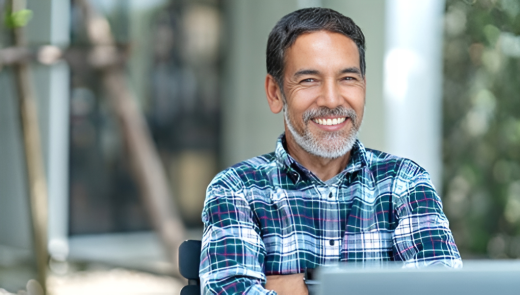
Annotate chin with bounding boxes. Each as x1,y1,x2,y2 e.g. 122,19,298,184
292,128,358,159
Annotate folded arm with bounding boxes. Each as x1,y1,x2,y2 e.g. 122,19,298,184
200,182,276,294
392,170,462,268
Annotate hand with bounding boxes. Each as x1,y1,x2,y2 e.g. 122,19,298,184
265,273,308,295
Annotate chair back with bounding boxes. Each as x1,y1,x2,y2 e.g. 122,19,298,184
179,240,202,295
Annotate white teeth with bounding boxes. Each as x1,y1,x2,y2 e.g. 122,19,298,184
313,117,347,126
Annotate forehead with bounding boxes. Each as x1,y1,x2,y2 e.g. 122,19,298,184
284,31,360,73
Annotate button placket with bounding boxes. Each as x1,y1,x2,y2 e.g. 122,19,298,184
322,185,341,260
317,186,329,200
328,187,337,200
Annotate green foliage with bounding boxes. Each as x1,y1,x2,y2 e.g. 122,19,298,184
4,9,32,29
443,0,520,258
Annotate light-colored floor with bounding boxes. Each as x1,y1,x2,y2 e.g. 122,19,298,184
47,268,183,295
0,267,184,295
0,229,204,294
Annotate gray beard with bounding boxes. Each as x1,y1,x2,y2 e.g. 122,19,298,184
284,105,359,159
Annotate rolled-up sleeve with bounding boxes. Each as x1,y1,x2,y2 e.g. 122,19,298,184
200,177,276,295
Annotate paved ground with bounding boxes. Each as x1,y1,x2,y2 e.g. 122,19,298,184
47,268,183,295
1,266,184,295
0,229,204,294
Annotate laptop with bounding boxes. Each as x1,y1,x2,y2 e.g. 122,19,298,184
316,260,520,295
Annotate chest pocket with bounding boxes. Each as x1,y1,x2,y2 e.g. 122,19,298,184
271,189,295,235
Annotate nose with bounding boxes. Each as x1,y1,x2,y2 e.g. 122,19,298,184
317,79,342,109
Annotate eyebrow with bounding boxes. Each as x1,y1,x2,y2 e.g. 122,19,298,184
293,67,362,78
293,69,319,78
340,67,362,76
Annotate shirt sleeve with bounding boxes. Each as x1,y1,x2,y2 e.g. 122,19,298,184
391,169,463,268
199,180,276,295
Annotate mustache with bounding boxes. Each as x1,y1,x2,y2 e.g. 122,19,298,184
302,106,357,125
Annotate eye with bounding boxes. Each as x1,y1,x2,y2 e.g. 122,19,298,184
342,76,356,81
300,78,317,83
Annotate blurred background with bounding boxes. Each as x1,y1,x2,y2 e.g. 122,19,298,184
0,0,519,293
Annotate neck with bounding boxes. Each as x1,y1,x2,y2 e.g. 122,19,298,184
284,130,351,182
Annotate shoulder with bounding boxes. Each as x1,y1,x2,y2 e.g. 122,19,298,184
362,147,439,207
207,152,278,193
202,152,278,222
363,147,428,182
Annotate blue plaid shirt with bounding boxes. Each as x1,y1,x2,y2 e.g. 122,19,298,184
200,134,461,294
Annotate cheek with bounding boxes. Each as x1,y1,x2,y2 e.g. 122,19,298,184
287,94,316,115
342,87,365,108
354,99,365,125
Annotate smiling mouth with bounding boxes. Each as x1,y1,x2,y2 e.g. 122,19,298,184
311,117,347,126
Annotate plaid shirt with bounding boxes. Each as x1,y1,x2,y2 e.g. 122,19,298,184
200,134,461,294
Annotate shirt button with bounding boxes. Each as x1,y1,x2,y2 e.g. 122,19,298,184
328,193,332,198
329,240,335,246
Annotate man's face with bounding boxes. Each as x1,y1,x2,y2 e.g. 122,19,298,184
281,30,366,159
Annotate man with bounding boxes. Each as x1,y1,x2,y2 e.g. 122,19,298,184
199,7,461,295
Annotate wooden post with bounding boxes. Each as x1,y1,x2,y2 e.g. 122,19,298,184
8,0,49,292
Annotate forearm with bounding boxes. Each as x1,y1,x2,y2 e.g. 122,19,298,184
266,274,308,295
201,182,273,294
201,275,276,295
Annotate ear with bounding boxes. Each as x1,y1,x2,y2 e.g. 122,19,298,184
265,74,284,114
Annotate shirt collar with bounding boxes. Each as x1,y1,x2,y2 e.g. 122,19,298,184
274,133,368,181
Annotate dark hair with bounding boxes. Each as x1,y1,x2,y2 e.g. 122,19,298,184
266,7,366,87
